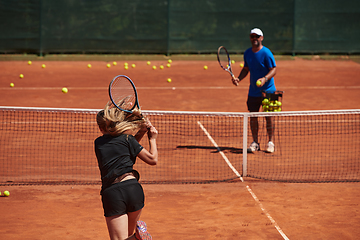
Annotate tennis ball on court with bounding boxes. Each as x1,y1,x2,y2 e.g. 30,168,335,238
19,74,24,78
231,60,235,64
166,63,171,68
10,83,14,87
160,65,164,69
124,62,128,66
167,78,172,83
204,65,208,70
113,61,117,66
41,64,46,68
256,80,262,87
131,64,136,68
3,191,10,197
240,63,244,67
147,61,151,65
28,60,32,65
152,66,156,70
87,64,92,68
124,65,129,70
62,87,68,94
106,63,111,68
168,59,172,63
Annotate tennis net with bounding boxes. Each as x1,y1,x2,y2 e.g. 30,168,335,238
1,106,359,185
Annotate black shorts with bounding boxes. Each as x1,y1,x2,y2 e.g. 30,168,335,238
247,96,263,112
101,179,145,217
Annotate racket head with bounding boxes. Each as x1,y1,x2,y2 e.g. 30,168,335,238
108,75,139,113
217,46,233,74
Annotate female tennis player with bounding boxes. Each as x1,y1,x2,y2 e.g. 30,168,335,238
95,102,158,240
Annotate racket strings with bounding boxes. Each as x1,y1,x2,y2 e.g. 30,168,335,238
218,48,231,70
110,77,137,111
117,95,136,111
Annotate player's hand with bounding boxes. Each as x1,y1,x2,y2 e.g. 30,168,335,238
256,78,265,87
232,77,239,86
147,121,158,140
144,119,153,129
147,126,158,140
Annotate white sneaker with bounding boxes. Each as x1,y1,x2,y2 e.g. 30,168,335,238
266,141,275,153
247,141,260,153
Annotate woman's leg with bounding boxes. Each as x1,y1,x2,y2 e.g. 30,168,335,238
106,214,129,240
127,209,142,236
105,210,143,240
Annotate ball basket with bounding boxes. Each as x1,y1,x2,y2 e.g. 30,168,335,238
261,90,283,112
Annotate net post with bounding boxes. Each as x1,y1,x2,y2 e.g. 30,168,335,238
242,113,248,177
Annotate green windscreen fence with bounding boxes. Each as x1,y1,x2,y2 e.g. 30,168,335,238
0,0,359,55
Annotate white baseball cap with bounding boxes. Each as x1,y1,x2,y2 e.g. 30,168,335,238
250,28,263,36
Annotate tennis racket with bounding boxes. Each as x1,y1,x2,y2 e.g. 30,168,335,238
217,46,238,86
108,75,140,113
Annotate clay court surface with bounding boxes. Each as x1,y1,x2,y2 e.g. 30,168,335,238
1,56,360,239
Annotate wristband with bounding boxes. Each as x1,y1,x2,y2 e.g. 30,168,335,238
264,76,268,82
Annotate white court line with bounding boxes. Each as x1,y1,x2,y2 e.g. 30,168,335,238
197,121,243,181
197,121,290,240
246,186,290,240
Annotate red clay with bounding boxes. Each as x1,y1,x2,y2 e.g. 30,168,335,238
0,58,360,239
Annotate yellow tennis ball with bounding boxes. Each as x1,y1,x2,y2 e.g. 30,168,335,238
166,63,171,68
240,63,244,67
87,64,92,68
113,61,117,66
124,65,129,70
152,66,156,70
160,65,164,69
167,78,172,83
256,80,262,87
106,63,111,68
41,64,46,68
204,65,208,70
19,74,24,78
3,190,10,197
147,61,151,65
10,83,14,87
62,87,68,93
28,60,32,65
131,64,136,68
168,59,172,63
231,60,235,64
124,62,128,66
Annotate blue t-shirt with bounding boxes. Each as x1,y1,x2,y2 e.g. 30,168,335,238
244,46,276,97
